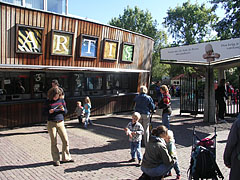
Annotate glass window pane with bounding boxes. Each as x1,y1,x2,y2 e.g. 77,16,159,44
25,0,43,10
1,0,21,6
47,0,65,14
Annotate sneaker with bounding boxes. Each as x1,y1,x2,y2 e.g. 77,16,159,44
176,174,181,180
53,161,60,166
137,160,142,167
128,158,136,162
164,171,172,177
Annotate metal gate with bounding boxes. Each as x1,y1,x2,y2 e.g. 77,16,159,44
180,76,240,116
180,76,204,115
225,92,240,116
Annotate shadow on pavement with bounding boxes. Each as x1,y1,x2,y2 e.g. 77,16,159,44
0,161,53,172
64,161,137,173
0,130,48,137
70,138,129,155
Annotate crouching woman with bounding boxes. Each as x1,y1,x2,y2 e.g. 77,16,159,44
140,125,174,178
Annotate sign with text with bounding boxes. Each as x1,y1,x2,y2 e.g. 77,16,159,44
122,43,134,62
51,30,73,56
80,35,98,58
16,25,43,54
161,38,240,63
103,39,118,61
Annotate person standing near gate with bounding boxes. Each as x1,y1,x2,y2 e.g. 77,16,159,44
157,85,172,129
215,79,227,123
134,85,155,146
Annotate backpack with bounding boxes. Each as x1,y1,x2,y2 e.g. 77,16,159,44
188,146,224,179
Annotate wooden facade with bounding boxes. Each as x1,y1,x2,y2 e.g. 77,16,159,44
0,2,154,128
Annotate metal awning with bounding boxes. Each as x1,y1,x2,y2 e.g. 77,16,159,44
0,64,150,73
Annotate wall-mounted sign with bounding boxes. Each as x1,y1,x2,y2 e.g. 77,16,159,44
121,42,134,62
103,39,118,61
80,34,98,58
16,25,43,54
15,24,136,63
51,30,74,56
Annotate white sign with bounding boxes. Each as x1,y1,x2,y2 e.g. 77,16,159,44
161,38,240,63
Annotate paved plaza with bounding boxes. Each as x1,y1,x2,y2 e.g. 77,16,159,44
0,98,235,180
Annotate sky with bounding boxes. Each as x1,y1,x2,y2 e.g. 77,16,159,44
68,0,225,29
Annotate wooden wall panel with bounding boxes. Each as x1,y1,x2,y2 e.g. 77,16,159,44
0,3,153,71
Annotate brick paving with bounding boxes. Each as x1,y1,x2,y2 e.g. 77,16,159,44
0,98,235,180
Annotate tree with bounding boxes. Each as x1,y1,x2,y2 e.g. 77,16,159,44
109,6,170,81
210,0,240,39
163,0,218,45
109,6,158,39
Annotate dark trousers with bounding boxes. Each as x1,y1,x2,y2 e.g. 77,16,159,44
218,99,226,119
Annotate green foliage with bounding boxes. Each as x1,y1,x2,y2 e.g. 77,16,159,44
108,6,170,81
210,0,240,39
109,6,158,39
163,0,218,45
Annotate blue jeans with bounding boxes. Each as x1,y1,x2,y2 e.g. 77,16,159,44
130,141,142,160
141,163,173,177
162,113,170,129
84,113,92,127
173,160,180,175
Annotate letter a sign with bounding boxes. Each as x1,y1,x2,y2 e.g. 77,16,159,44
16,25,43,54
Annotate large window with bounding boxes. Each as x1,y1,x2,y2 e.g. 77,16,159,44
3,72,30,100
1,0,21,5
73,73,85,96
0,71,136,101
47,0,65,14
25,0,43,9
1,0,66,14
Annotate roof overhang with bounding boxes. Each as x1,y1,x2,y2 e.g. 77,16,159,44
160,56,240,69
0,64,150,73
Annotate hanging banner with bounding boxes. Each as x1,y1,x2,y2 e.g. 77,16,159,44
161,38,240,63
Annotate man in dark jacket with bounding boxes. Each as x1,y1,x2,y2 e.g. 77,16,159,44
224,114,240,180
134,86,155,146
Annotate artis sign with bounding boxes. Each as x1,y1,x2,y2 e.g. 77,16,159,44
16,24,135,62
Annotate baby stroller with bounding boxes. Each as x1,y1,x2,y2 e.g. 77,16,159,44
188,126,224,180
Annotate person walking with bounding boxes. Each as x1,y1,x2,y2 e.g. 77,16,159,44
83,96,92,128
157,85,172,129
223,114,240,180
44,87,74,166
134,85,155,146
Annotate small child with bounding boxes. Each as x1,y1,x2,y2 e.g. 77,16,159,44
124,112,144,166
83,96,92,128
166,130,181,180
75,101,84,124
